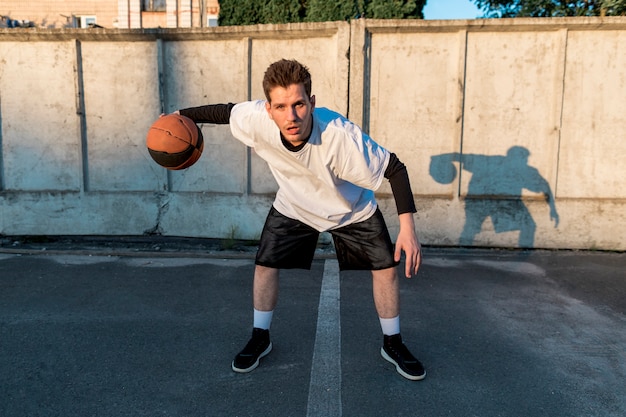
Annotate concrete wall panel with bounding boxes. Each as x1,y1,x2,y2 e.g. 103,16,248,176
163,39,248,193
0,192,157,235
0,41,81,191
366,30,465,197
559,30,626,199
158,194,273,239
81,41,161,191
461,30,565,199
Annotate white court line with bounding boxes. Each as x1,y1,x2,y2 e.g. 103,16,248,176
306,259,342,417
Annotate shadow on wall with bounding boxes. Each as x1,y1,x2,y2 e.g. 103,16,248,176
429,146,559,248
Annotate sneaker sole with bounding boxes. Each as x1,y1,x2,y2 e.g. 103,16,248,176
380,347,426,381
231,342,273,373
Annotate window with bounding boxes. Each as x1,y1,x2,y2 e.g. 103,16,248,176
142,0,166,12
74,15,97,28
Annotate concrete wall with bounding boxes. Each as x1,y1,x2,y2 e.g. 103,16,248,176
0,18,625,250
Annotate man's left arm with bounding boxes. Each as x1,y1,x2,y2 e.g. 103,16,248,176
385,153,422,278
175,103,236,124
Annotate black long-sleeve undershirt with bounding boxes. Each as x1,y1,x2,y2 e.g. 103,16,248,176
180,103,235,124
179,103,416,215
384,153,417,215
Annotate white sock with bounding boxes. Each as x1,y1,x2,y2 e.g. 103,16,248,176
379,316,400,336
253,308,274,330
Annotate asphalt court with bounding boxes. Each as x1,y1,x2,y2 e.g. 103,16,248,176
0,248,625,416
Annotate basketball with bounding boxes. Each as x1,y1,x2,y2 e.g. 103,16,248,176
146,114,204,170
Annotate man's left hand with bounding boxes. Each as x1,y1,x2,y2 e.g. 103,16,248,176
395,212,422,278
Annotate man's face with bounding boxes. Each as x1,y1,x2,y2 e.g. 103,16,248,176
265,83,315,147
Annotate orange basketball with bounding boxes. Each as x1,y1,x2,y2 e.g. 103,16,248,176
146,114,204,170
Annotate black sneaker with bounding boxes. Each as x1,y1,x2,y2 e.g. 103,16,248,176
232,328,272,373
380,334,426,381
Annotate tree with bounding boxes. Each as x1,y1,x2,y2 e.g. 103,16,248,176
473,0,626,17
600,0,626,15
219,0,265,25
219,0,429,25
366,0,426,19
259,0,307,24
305,0,360,22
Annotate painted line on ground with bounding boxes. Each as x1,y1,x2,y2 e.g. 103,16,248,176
306,259,342,417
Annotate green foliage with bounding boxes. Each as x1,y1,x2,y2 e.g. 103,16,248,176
602,0,626,15
261,0,307,23
305,0,360,22
473,0,626,17
219,0,427,25
218,0,265,25
366,0,425,19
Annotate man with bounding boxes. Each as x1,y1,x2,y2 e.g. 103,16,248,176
176,59,425,381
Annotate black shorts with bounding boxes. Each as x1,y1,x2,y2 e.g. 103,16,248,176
255,206,398,271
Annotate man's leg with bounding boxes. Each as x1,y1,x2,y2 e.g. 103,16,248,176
254,265,279,312
372,267,400,319
373,267,426,381
232,207,317,374
232,265,278,373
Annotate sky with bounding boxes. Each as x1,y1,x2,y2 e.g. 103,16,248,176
422,0,483,20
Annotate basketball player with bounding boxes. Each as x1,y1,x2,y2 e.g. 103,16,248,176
175,59,425,381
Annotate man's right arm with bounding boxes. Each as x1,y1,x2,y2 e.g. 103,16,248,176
176,103,236,124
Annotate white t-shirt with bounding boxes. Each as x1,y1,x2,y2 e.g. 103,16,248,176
230,100,390,232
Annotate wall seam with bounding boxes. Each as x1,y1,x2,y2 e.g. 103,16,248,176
362,28,372,134
245,36,252,196
457,29,469,199
554,28,569,198
156,37,172,191
74,39,89,193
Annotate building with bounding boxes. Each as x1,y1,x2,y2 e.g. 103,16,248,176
0,0,220,29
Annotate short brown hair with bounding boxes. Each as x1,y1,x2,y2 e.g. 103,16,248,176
262,59,312,102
